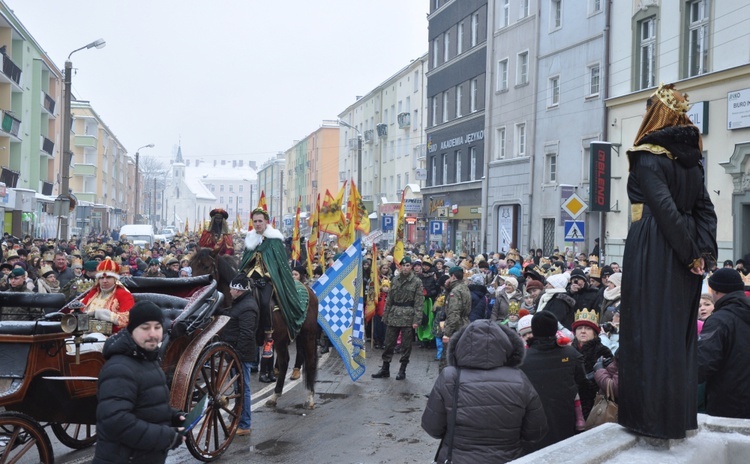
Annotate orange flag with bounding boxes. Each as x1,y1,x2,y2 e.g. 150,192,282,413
393,189,406,265
184,218,189,235
292,196,301,261
257,190,268,211
320,182,346,236
350,180,370,234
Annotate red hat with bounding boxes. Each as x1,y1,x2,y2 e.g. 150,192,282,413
210,208,229,219
96,257,120,280
572,309,599,333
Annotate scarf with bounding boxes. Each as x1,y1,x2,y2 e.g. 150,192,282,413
537,287,567,313
603,285,621,302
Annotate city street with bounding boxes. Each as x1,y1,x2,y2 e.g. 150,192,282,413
51,344,441,464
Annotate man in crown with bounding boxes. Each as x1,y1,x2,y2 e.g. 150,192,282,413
199,208,234,256
240,207,306,361
80,257,135,334
619,83,717,440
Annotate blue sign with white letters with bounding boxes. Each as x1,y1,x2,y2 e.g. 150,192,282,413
429,221,443,236
382,215,394,231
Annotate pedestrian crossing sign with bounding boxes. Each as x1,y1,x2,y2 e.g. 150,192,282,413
564,221,585,242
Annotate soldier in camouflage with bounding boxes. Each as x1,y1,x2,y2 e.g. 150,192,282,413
438,266,472,371
372,256,425,380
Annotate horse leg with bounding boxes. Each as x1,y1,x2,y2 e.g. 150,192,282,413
302,293,319,410
266,311,288,407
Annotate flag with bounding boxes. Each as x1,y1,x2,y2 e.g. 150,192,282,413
320,183,346,236
393,189,406,265
184,218,189,235
272,217,277,228
235,213,242,233
306,194,321,278
338,182,356,249
364,243,379,323
291,196,301,261
350,180,370,234
312,239,366,381
257,190,268,211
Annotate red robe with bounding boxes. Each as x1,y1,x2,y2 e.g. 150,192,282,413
81,284,135,333
199,231,234,255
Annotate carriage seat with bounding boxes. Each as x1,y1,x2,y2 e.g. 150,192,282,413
131,293,188,331
0,321,66,335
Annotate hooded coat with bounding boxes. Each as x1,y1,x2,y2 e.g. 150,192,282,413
467,283,489,322
422,321,547,463
94,330,181,464
698,291,750,419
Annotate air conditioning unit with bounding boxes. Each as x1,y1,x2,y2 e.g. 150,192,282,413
376,123,388,138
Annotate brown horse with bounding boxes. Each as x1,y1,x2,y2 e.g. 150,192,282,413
190,248,319,409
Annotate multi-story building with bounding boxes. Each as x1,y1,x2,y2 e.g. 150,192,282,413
605,0,750,263
0,3,63,237
424,0,487,255
338,55,428,242
257,153,285,226
70,100,130,234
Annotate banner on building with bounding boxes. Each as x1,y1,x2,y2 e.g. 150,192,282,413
589,142,612,212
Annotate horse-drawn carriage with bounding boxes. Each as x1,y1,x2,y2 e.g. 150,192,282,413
0,274,242,463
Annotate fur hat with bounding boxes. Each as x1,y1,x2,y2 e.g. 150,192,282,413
532,311,559,338
469,273,485,286
96,257,120,280
127,301,164,333
525,279,544,292
572,308,599,333
708,268,745,294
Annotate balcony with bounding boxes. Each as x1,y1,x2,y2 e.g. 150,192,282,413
376,123,388,138
40,135,54,156
74,135,97,148
0,110,21,139
348,138,359,150
398,112,411,129
0,53,21,87
41,91,56,116
73,163,97,177
364,129,374,144
76,192,97,203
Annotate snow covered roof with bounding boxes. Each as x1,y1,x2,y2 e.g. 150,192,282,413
184,177,216,201
185,162,257,182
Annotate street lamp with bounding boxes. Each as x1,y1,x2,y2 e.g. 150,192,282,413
337,119,363,199
134,143,154,223
59,38,106,240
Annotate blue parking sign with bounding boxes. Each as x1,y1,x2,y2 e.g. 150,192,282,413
429,221,443,236
382,215,394,231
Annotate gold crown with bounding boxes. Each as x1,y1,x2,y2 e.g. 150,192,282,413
589,264,601,279
508,301,520,315
40,264,54,276
653,83,691,114
574,308,599,325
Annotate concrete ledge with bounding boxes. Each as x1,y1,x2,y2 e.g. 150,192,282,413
511,414,750,464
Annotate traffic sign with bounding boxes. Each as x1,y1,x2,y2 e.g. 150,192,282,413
429,220,443,241
561,193,588,219
564,221,585,242
382,215,394,231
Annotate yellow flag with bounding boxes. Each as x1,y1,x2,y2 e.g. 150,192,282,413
184,218,189,235
320,182,346,236
350,180,370,234
365,243,379,322
292,196,301,261
338,182,356,249
257,190,268,211
393,189,406,265
308,193,320,249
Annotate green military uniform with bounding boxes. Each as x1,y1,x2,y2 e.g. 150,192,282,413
439,277,472,371
381,269,424,367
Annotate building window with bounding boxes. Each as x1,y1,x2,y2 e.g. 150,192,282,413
638,17,657,89
471,12,479,47
413,109,419,131
443,92,450,122
497,59,509,91
220,185,224,192
239,184,244,192
520,0,530,18
496,127,506,160
517,51,529,85
220,196,224,203
589,64,600,96
433,39,440,68
591,0,601,13
390,141,395,161
516,123,526,156
546,153,557,183
549,75,560,107
457,22,464,55
456,85,463,117
405,172,409,185
431,97,438,126
470,147,477,181
397,174,401,192
471,78,478,112
551,0,562,29
442,154,448,184
444,31,450,62
499,0,510,28
686,0,709,77
455,150,462,183
431,157,437,186
413,70,419,92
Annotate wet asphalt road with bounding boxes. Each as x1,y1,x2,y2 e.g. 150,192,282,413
52,342,442,464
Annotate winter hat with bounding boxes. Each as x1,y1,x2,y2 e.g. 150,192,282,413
84,260,99,272
504,276,519,289
570,268,587,281
517,314,533,336
400,256,412,265
525,280,544,292
572,308,600,333
469,273,485,286
518,308,530,319
547,274,569,289
9,267,25,278
608,272,622,288
127,301,164,333
381,279,391,289
708,268,745,294
448,266,464,280
532,311,559,338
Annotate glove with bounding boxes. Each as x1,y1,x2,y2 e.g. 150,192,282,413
94,309,116,323
593,356,609,372
168,429,184,450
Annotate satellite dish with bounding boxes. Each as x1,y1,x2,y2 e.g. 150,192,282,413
61,313,78,333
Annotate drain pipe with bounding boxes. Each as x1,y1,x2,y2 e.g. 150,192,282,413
600,0,612,264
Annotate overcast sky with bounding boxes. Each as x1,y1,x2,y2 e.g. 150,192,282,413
5,1,428,167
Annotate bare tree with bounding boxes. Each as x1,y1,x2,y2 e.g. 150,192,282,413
139,156,170,226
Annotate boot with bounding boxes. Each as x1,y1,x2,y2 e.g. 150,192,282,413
371,361,390,378
395,363,407,381
290,367,301,380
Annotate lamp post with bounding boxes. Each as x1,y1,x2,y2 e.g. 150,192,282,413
338,119,363,240
134,143,154,223
59,38,106,240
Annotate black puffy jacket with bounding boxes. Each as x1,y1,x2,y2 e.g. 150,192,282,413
468,284,489,321
422,321,548,463
219,290,259,362
94,330,181,464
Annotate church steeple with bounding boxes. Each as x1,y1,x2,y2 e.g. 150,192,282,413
175,143,184,164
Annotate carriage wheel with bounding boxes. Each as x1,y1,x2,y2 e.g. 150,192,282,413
51,422,96,449
0,411,54,464
184,342,243,462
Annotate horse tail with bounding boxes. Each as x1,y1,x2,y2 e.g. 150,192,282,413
302,288,319,393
